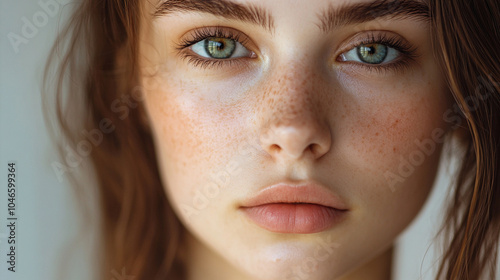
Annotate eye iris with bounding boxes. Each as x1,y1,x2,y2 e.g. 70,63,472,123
205,37,236,59
357,43,388,64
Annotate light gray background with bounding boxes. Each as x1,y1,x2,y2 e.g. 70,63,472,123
1,1,96,280
0,1,493,280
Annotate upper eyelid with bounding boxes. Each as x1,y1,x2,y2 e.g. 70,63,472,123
176,26,256,51
338,40,417,67
337,31,417,56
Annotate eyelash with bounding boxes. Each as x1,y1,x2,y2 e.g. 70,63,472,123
176,27,419,74
339,32,419,74
176,26,252,69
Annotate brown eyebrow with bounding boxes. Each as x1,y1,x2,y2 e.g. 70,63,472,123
153,0,275,32
153,0,429,35
318,0,430,32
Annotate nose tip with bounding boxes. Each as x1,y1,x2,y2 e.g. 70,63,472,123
260,120,331,161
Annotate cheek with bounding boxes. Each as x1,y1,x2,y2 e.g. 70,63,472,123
337,75,450,232
307,74,452,267
348,95,444,170
143,79,248,208
336,67,450,176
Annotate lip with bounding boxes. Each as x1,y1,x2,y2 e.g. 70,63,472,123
240,182,348,234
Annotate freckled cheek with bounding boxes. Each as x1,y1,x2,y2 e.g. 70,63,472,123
340,86,449,228
144,85,247,195
344,89,448,173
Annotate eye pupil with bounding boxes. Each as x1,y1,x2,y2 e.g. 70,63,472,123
357,43,388,64
205,37,236,59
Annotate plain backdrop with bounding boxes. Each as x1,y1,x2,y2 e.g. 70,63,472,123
0,0,491,280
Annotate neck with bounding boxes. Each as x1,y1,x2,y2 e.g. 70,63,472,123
181,231,393,280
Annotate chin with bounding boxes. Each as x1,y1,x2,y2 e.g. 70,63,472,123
230,239,347,280
242,260,342,280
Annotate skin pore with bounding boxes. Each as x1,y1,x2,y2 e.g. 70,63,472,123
138,0,452,279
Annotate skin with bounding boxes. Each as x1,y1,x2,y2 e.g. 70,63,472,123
138,0,452,279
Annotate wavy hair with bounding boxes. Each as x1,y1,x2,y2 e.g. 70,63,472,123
44,0,500,279
430,0,500,279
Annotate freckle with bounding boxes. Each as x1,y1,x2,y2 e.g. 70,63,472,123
375,132,379,136
393,147,397,152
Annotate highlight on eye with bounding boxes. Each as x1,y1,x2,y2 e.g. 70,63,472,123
336,32,419,74
191,37,251,59
176,26,256,68
176,27,418,74
343,43,394,64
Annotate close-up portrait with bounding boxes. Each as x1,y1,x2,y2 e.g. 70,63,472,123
1,0,499,279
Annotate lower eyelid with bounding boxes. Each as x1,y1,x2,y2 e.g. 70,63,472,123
336,56,416,76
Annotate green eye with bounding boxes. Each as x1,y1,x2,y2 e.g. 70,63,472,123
191,37,251,59
340,43,399,65
205,37,236,59
357,44,388,64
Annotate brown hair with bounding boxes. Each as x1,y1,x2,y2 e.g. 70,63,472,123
430,0,500,279
44,0,499,279
44,1,184,279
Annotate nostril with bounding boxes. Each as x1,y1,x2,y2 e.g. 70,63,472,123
269,144,281,154
259,119,332,161
308,144,315,154
309,144,321,158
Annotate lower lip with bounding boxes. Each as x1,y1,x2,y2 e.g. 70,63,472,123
241,203,346,234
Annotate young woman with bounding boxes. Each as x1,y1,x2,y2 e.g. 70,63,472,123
45,0,500,279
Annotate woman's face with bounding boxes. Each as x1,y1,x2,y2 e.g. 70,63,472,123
140,0,451,278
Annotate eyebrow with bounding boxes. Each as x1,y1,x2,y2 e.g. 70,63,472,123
153,0,275,31
153,0,430,34
319,0,430,32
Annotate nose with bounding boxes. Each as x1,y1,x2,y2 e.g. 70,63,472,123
260,118,331,161
258,68,332,162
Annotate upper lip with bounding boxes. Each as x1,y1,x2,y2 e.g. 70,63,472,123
240,181,348,210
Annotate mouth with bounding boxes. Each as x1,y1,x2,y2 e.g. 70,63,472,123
239,183,348,234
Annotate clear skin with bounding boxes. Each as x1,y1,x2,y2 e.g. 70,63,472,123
138,0,452,279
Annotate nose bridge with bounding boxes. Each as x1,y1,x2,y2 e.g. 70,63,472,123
260,62,323,126
256,60,332,161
